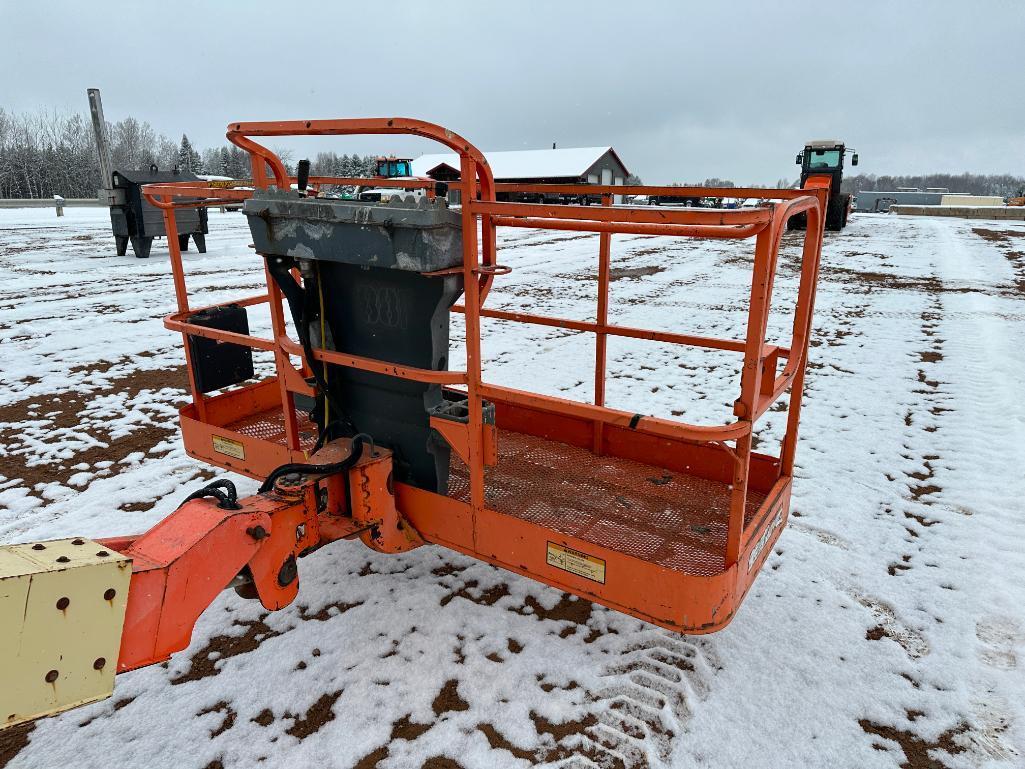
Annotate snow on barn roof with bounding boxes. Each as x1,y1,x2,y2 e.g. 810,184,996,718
411,146,626,180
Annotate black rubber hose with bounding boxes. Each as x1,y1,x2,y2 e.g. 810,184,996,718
266,256,306,333
202,478,239,504
266,257,357,439
178,483,242,510
258,434,366,494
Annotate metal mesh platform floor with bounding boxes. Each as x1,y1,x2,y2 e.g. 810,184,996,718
448,430,764,576
225,408,318,452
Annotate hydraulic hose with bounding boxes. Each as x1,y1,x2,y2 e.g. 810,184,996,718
258,433,367,494
266,256,358,441
178,478,242,510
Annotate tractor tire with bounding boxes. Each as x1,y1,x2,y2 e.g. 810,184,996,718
787,211,807,231
840,193,851,228
825,196,845,231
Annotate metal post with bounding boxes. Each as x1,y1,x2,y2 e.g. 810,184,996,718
460,156,486,546
266,262,301,452
592,192,612,454
163,203,207,422
87,89,115,195
725,228,776,566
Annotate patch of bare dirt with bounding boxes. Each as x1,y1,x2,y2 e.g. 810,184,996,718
866,625,888,641
970,228,1025,294
819,264,1004,296
530,711,598,742
860,716,968,769
171,616,282,685
610,265,665,281
198,701,237,738
439,579,510,608
285,690,342,739
971,227,1024,244
538,676,579,693
421,758,464,769
76,694,137,728
0,364,189,491
519,233,595,248
511,594,594,635
431,562,467,578
353,746,390,769
901,304,947,512
478,723,536,761
431,680,469,717
888,554,913,577
0,722,33,769
252,709,275,727
297,599,363,622
391,714,432,741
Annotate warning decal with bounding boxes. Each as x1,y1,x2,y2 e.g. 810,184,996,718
546,542,606,584
212,434,245,460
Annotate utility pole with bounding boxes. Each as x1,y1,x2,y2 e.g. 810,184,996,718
87,88,118,205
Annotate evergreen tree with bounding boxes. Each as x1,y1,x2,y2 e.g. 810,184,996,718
177,134,202,173
340,153,354,178
176,135,191,172
226,146,249,179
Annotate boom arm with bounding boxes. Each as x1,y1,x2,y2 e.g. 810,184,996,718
1,438,414,728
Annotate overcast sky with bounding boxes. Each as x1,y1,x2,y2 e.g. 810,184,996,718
3,0,1022,183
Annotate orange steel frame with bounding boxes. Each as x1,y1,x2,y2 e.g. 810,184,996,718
96,118,825,674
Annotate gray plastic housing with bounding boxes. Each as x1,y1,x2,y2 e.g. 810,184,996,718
243,189,463,272
243,189,466,493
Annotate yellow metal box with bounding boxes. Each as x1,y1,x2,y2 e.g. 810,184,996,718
0,538,131,729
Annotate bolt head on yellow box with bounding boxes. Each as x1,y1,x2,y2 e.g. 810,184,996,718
0,538,131,730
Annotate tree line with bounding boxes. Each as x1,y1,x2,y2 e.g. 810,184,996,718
841,173,1025,197
0,108,379,199
5,107,1023,200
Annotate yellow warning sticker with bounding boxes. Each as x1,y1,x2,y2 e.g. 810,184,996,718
212,435,245,460
546,542,606,584
206,179,254,188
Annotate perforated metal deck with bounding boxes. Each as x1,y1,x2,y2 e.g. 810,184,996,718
220,406,763,577
225,408,318,452
449,431,764,576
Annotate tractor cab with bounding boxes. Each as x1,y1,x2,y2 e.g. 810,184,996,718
375,156,414,178
358,157,427,203
793,140,859,231
797,140,857,186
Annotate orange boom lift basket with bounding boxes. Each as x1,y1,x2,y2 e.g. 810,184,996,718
11,119,824,705
133,118,827,648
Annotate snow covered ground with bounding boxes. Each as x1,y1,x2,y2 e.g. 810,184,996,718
1,206,1023,769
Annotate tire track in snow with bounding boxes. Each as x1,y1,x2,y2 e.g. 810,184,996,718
551,632,719,768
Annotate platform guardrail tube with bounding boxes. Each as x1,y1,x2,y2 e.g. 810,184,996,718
244,190,463,493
